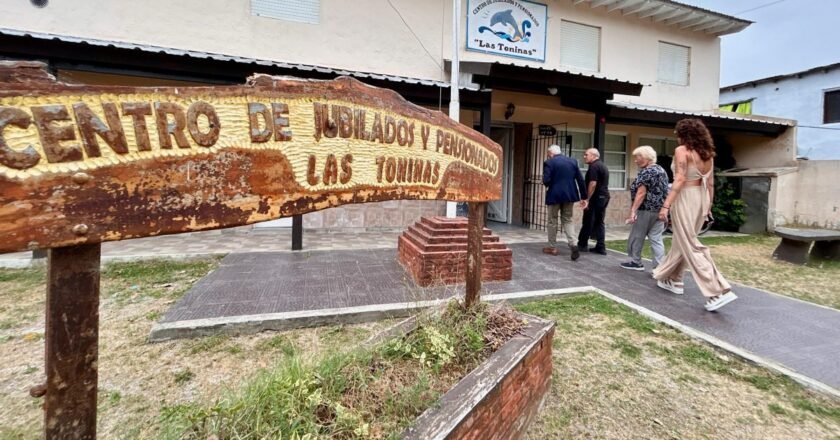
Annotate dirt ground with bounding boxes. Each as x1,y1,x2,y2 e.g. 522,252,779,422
2,257,839,439
519,295,840,440
0,258,394,439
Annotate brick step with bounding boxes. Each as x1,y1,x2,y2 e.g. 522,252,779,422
406,225,500,245
414,221,492,238
398,216,513,287
399,235,510,255
420,216,470,229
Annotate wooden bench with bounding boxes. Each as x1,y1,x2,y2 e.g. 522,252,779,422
772,227,840,264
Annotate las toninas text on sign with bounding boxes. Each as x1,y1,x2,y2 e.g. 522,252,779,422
0,96,499,190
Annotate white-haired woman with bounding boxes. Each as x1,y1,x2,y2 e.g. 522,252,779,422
621,145,669,271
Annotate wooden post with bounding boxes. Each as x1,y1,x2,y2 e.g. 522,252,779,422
44,243,101,440
292,214,303,251
593,111,606,157
465,202,486,308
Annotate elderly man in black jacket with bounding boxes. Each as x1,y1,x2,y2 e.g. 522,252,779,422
543,145,588,260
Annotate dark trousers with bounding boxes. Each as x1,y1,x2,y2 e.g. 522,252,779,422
578,195,609,251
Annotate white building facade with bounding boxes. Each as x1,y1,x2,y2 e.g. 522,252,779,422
1,0,798,231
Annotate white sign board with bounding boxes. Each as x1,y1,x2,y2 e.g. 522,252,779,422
466,0,547,62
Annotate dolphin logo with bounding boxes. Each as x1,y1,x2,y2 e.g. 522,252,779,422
478,9,532,43
490,10,523,41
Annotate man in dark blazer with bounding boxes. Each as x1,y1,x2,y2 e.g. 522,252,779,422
543,145,588,260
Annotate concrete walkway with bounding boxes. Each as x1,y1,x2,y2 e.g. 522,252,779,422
153,240,840,393
0,222,739,267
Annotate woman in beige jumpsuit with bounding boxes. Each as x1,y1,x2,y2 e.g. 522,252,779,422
652,119,738,312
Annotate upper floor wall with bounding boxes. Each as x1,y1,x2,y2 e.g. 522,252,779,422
721,67,840,160
2,0,724,110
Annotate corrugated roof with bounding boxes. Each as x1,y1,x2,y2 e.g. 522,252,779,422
722,62,840,91
572,0,751,36
608,100,796,126
489,61,644,88
0,27,480,91
573,0,752,36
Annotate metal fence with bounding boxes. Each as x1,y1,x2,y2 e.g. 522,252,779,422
523,129,571,230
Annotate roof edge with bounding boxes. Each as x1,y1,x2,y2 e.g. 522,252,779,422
722,62,840,91
0,27,478,91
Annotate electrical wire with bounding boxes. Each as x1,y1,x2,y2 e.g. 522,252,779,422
733,0,788,16
385,0,443,71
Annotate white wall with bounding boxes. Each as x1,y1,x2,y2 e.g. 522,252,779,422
788,160,840,229
721,68,840,160
3,0,723,111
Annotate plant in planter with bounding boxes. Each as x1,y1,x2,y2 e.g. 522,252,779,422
158,301,533,439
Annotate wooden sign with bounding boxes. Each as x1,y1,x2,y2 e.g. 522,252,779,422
0,70,502,254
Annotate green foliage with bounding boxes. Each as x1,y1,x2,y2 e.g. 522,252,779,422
158,301,501,439
711,174,747,232
174,369,194,385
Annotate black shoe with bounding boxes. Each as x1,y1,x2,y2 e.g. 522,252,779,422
578,246,590,252
620,261,644,271
570,245,580,261
591,248,607,255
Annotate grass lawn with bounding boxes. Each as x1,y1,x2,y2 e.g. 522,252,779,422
518,294,840,439
2,259,839,438
0,258,401,438
606,235,840,310
0,258,519,439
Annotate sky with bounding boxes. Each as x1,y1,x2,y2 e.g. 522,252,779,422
678,0,840,87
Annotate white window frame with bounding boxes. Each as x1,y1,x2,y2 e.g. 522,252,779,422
567,129,626,190
559,20,601,73
251,0,320,24
657,41,690,86
604,132,627,190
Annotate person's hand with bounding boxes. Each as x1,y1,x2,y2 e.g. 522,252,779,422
626,212,637,224
580,200,588,210
658,207,669,222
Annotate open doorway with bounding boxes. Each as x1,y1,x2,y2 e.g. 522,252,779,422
487,125,514,223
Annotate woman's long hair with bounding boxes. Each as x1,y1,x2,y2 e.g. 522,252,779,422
675,119,715,161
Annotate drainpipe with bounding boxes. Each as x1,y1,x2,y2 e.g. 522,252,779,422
446,0,461,218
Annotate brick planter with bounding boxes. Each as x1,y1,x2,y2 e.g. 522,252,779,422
403,313,555,439
397,216,513,286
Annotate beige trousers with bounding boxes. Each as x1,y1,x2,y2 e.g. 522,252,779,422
547,203,576,248
653,186,731,298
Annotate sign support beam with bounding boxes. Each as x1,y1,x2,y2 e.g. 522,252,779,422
44,243,101,440
465,201,486,308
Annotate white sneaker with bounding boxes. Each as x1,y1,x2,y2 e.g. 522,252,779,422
656,279,684,295
705,292,738,312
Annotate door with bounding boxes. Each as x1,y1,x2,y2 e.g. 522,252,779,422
487,126,513,223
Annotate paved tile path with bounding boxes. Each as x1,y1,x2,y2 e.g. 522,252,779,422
163,241,840,390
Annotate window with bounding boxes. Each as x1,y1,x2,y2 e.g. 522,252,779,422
569,130,626,190
560,21,600,72
638,137,678,157
251,0,319,24
568,130,592,167
657,41,690,86
825,90,840,124
604,134,627,190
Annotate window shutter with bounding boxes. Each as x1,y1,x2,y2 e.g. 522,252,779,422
560,21,600,72
251,0,319,24
658,42,690,86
